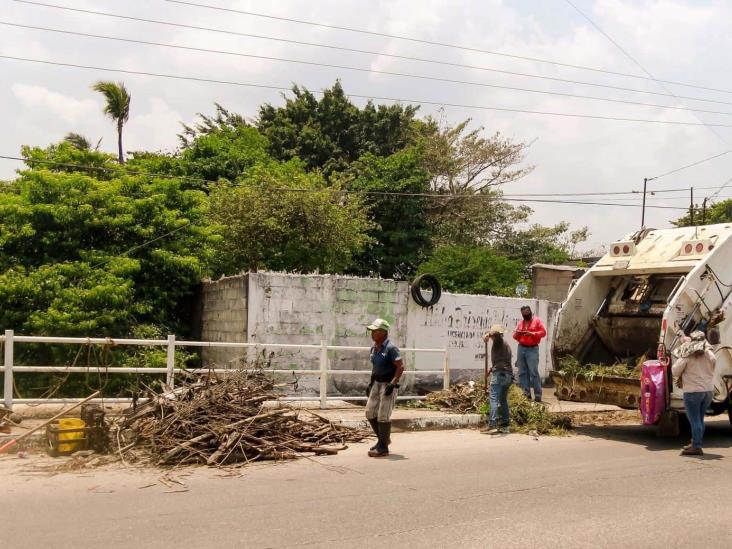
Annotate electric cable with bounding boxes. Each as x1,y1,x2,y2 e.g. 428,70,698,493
0,155,689,209
9,1,732,116
3,55,732,129
564,0,729,147
160,0,732,96
5,19,732,109
649,150,732,181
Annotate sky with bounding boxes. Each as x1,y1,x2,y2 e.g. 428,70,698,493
2,0,732,253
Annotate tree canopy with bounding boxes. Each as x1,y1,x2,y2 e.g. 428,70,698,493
210,161,372,275
673,199,732,227
257,81,419,176
0,145,218,336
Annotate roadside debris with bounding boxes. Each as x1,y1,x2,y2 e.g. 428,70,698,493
113,369,370,466
421,382,570,435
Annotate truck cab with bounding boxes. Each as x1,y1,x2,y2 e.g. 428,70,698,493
552,223,732,424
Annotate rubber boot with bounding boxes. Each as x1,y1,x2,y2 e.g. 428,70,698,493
368,422,390,457
368,418,380,451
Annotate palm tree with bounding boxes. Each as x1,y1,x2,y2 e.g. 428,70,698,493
91,81,131,164
63,132,92,150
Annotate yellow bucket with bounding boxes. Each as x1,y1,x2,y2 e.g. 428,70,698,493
58,418,86,454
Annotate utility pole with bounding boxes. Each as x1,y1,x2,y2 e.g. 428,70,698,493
690,187,694,225
702,197,708,225
641,177,648,229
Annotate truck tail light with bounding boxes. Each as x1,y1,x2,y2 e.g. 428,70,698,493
680,239,713,256
609,241,636,257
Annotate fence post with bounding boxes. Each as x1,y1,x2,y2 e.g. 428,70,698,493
166,335,176,389
442,350,450,391
319,339,328,410
3,330,14,410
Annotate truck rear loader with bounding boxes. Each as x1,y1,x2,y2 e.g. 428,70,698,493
551,223,732,431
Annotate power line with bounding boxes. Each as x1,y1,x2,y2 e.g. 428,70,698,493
5,58,732,130
160,0,732,96
6,20,732,111
10,1,732,117
0,155,688,210
648,149,732,181
564,0,729,148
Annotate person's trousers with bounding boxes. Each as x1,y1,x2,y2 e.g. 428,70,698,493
516,344,541,399
488,371,512,428
683,391,713,449
365,381,397,422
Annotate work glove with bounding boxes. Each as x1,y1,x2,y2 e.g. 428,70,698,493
384,383,399,396
366,383,373,397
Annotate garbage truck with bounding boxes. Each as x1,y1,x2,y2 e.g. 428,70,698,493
551,223,732,431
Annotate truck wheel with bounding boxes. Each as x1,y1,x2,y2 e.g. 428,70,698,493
728,402,732,429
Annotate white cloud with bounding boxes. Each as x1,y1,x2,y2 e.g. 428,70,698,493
3,0,732,247
11,83,98,124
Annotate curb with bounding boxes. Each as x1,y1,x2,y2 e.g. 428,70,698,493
338,414,484,432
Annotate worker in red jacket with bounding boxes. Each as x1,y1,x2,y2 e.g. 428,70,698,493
512,305,547,402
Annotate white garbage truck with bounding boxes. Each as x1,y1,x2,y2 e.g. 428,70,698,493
551,223,732,430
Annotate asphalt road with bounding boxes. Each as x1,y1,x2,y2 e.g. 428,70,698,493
4,419,732,548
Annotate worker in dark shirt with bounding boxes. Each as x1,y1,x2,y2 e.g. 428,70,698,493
481,324,513,434
365,318,404,457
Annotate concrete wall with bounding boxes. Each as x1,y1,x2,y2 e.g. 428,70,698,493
532,264,584,303
199,272,558,396
200,275,248,367
406,294,558,390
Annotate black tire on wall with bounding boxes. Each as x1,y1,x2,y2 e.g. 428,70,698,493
411,274,441,307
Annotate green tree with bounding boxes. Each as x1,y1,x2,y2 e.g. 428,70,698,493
127,108,271,190
672,199,732,227
417,245,525,296
0,145,218,336
63,132,101,151
210,161,372,274
257,81,419,175
496,223,589,271
92,81,131,164
344,148,432,278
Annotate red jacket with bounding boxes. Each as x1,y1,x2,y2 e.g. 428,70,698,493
513,317,546,347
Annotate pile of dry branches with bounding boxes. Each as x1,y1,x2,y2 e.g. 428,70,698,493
114,369,369,466
424,381,487,414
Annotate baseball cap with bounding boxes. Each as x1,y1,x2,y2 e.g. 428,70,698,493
367,318,391,331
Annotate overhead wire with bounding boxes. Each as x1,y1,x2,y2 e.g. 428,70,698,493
8,1,732,116
0,155,689,210
6,20,732,111
648,149,732,181
4,56,732,130
160,0,732,97
564,0,729,148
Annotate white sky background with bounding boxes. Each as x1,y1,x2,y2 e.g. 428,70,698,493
2,0,732,253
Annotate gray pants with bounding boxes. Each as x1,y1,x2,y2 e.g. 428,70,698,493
365,381,397,422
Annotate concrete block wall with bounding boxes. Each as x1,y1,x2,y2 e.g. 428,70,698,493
246,273,409,396
200,274,248,366
199,272,558,397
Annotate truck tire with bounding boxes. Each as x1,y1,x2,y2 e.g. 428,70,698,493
728,402,732,429
411,274,441,307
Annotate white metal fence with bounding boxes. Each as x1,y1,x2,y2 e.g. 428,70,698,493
0,330,449,410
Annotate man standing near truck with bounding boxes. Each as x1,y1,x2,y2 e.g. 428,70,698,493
513,305,547,402
365,318,404,458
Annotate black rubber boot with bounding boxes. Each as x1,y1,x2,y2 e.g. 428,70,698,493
368,418,380,451
368,422,390,457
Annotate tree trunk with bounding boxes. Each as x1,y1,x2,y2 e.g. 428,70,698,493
117,120,124,164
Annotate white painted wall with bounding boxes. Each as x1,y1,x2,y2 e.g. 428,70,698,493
406,294,556,386
200,272,558,395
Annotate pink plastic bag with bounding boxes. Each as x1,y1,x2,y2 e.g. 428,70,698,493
640,360,666,425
